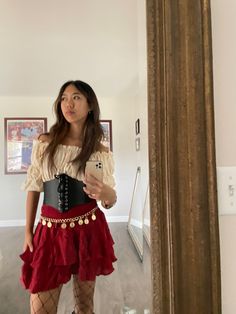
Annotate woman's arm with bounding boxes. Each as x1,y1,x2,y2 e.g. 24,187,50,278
83,174,117,208
23,191,40,252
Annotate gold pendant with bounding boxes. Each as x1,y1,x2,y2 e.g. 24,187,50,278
84,218,89,225
78,219,84,225
70,222,75,228
47,221,52,228
61,223,67,229
92,214,96,221
42,219,47,226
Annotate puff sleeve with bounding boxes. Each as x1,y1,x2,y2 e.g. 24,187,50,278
21,140,44,192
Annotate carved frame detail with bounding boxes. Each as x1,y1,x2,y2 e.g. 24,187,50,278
146,0,221,313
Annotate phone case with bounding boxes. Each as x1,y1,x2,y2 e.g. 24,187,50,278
85,161,103,181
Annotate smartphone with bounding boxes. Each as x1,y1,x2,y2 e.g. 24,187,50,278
85,160,103,181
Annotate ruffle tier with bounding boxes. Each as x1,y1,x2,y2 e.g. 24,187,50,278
20,202,117,293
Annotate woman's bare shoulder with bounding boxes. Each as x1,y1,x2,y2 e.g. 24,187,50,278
38,133,51,143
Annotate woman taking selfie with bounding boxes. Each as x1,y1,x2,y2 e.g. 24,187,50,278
20,80,117,314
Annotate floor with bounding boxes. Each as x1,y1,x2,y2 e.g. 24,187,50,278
0,222,152,314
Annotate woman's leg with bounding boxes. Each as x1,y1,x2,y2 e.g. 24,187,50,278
72,275,95,314
30,285,62,314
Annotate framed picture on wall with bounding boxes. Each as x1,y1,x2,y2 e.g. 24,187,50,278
4,117,47,174
135,118,140,135
100,120,113,151
135,137,140,151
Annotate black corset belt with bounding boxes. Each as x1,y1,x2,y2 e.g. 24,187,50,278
43,174,91,213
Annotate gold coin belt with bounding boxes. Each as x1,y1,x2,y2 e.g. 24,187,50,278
40,206,98,229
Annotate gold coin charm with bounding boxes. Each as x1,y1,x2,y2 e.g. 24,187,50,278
92,214,96,221
78,219,84,225
70,222,75,228
47,221,52,228
84,218,89,225
61,223,67,229
42,219,47,226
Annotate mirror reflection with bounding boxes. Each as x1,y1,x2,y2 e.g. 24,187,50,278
127,169,150,260
128,167,144,260
0,0,151,313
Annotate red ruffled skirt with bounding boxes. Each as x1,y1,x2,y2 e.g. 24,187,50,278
20,201,117,293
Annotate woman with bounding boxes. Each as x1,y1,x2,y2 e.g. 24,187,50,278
20,80,117,314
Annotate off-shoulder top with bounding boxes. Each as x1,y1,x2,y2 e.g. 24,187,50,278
22,140,115,192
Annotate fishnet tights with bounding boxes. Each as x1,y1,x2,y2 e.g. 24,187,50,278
30,286,62,314
72,275,95,314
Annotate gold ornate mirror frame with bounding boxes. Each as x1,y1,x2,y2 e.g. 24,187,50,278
146,0,221,313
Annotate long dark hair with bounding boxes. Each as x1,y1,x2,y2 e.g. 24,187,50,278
44,80,104,173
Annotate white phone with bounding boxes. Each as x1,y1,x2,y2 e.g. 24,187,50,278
85,160,103,181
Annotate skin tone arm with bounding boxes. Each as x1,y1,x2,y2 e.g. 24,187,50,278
83,174,116,207
23,191,40,252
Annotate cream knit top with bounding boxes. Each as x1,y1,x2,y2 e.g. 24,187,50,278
22,140,115,192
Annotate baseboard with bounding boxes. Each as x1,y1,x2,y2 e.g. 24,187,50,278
129,218,142,229
0,220,26,227
0,216,129,227
105,215,129,223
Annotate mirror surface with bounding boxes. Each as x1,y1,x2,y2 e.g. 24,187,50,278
0,0,151,313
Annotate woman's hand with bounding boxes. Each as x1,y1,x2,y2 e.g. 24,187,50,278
83,173,116,205
23,231,34,253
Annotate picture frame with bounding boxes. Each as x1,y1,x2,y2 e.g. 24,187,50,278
4,117,47,174
135,137,140,151
100,120,113,151
135,118,140,135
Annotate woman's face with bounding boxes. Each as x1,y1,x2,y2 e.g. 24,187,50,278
60,84,90,124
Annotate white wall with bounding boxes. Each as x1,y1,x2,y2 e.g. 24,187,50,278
211,1,236,313
100,97,137,219
130,0,149,224
0,0,138,98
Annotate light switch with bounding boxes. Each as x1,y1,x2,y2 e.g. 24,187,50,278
217,167,236,215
